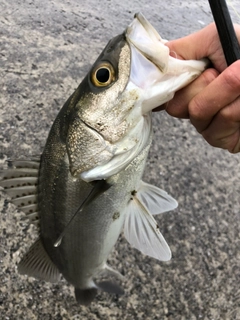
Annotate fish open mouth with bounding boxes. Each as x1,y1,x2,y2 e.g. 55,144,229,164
125,13,208,113
126,12,169,73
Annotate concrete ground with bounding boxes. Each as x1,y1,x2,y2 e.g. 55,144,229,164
0,0,240,319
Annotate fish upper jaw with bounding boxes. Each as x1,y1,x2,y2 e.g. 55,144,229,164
126,12,169,73
125,12,208,113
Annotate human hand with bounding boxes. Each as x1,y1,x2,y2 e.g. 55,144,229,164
157,23,240,153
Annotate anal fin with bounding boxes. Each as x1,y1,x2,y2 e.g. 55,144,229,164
101,264,125,281
18,238,60,283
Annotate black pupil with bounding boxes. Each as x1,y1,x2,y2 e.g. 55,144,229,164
96,68,110,83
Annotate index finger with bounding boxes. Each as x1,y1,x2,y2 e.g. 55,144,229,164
166,23,240,71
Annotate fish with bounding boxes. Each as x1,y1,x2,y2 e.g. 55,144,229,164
0,13,208,305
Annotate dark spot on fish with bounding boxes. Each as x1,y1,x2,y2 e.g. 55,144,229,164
131,190,137,196
156,224,160,230
112,212,120,221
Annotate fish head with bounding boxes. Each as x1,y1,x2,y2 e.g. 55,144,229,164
66,13,208,181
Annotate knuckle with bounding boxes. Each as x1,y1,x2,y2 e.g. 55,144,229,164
222,62,240,91
202,128,240,153
188,96,205,123
219,96,240,122
188,70,218,123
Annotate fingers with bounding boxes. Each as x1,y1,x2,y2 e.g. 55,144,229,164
162,68,219,118
157,23,240,153
201,97,240,153
188,60,240,153
189,60,240,133
166,23,240,72
166,23,220,60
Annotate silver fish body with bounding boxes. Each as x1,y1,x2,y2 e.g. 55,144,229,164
39,113,151,291
41,134,151,287
37,34,153,302
0,13,208,305
37,33,136,279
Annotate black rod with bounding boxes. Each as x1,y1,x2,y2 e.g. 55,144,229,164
208,0,240,65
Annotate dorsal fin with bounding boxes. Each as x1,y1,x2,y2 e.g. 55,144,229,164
0,159,40,224
18,238,60,283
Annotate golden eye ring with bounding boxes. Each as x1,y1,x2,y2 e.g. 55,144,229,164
91,63,116,87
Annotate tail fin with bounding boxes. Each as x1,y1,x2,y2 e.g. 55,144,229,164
74,281,124,305
74,287,98,306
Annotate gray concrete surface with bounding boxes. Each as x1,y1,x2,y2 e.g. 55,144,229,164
0,0,240,319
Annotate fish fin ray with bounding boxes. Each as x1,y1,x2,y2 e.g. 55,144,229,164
18,238,60,283
19,203,38,214
136,180,178,215
0,159,40,223
124,196,171,261
7,159,40,169
21,211,39,225
102,264,125,281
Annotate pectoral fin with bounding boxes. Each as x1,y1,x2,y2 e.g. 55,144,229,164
136,180,178,215
18,238,60,283
124,182,174,261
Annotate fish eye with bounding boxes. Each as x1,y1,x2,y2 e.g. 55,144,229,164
91,63,115,87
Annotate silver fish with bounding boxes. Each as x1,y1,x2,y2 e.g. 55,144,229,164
0,13,207,305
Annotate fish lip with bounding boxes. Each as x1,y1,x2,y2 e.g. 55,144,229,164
125,12,169,73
